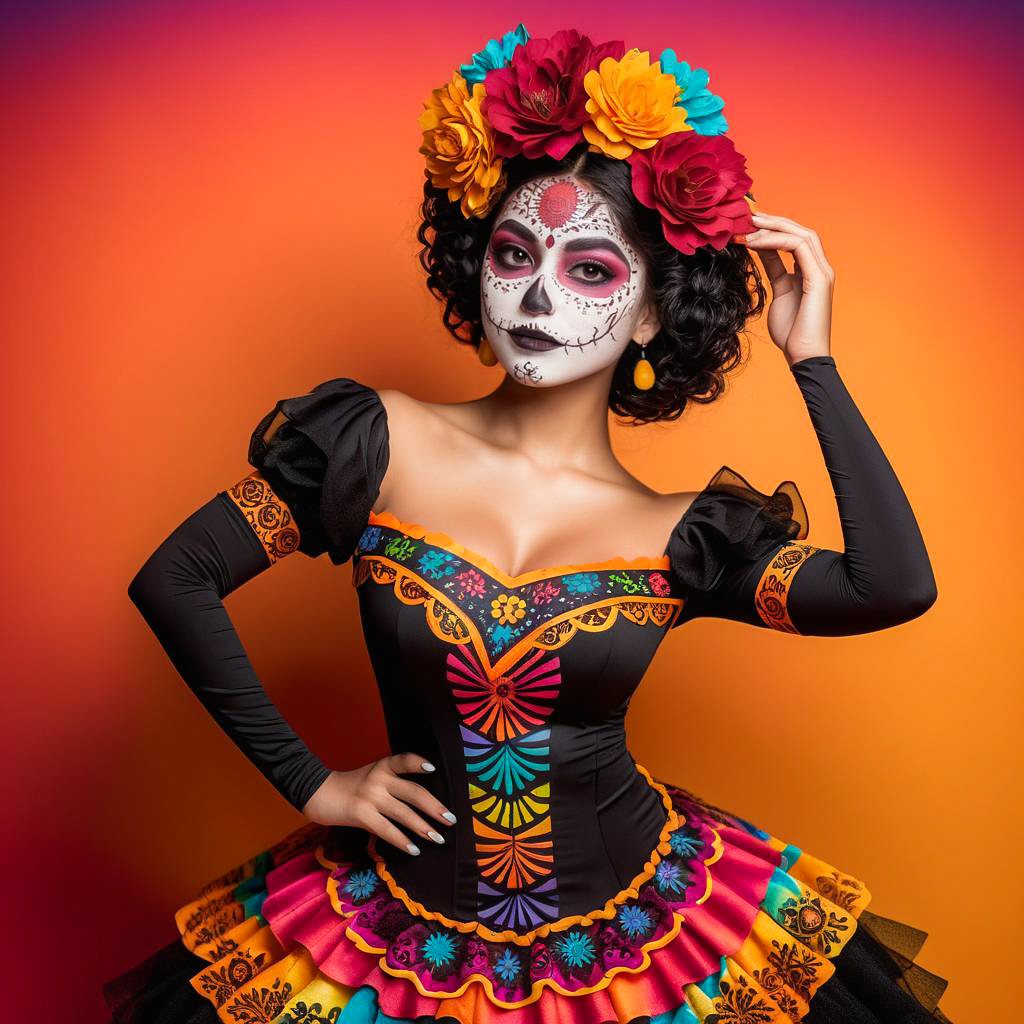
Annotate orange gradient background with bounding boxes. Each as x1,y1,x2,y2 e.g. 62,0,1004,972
3,4,1018,1018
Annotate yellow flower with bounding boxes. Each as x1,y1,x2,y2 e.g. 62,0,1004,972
419,71,507,219
582,48,691,160
491,593,527,624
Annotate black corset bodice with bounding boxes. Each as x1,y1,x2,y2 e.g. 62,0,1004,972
350,511,686,931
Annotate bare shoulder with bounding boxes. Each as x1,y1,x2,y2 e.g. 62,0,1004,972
375,387,453,444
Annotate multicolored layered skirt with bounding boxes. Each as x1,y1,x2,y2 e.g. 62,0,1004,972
102,781,953,1024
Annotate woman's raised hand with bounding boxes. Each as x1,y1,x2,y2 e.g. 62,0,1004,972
301,753,458,855
737,210,834,367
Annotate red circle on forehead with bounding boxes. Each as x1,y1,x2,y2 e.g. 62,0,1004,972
538,182,579,229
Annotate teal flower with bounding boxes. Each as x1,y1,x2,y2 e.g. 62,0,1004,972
422,929,459,969
657,48,728,135
563,571,601,595
618,904,654,939
669,827,704,858
459,23,530,87
418,548,459,579
553,928,596,967
344,868,379,901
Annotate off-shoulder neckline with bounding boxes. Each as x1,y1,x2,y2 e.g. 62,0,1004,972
363,508,697,587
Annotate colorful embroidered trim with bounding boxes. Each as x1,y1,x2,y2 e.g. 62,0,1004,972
352,511,684,675
753,540,821,632
225,470,301,564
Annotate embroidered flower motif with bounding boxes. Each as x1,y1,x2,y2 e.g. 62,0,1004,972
384,536,419,561
709,974,775,1023
455,568,487,597
776,891,850,956
419,71,507,220
552,928,596,967
418,548,459,579
530,579,561,605
493,947,523,983
459,22,530,87
617,904,654,939
654,859,690,895
481,29,626,161
649,571,672,597
492,593,528,623
421,929,459,968
562,571,601,595
343,868,380,901
582,47,691,160
627,130,754,255
609,570,650,595
669,826,704,858
658,48,728,135
357,525,382,553
491,622,520,646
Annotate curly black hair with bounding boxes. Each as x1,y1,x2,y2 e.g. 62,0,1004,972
415,143,766,425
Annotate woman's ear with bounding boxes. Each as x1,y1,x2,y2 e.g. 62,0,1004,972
633,299,661,344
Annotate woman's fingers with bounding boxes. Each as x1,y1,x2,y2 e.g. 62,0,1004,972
357,802,428,856
389,774,458,827
745,229,830,288
376,790,447,847
751,211,831,270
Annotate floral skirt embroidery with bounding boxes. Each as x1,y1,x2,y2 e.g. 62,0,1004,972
102,781,953,1024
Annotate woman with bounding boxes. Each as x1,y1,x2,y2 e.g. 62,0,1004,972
103,25,953,1024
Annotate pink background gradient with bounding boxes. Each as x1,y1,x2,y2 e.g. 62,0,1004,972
3,3,1018,1018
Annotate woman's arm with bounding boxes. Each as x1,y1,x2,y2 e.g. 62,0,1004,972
672,210,936,636
127,480,331,813
672,355,937,636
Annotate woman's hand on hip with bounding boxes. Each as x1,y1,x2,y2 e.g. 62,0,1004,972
737,210,834,367
301,753,458,855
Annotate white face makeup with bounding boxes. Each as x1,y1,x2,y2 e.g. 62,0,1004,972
479,173,654,387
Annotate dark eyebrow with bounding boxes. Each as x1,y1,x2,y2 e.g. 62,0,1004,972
493,219,630,265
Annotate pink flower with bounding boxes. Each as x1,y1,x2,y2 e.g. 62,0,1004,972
481,30,626,161
627,132,754,254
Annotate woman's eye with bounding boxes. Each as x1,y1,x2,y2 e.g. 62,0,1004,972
497,244,531,267
572,261,613,284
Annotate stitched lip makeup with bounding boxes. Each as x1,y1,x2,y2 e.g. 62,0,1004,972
507,326,562,351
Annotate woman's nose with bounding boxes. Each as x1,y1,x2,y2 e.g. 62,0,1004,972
520,276,553,315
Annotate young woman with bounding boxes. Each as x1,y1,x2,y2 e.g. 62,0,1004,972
103,26,953,1024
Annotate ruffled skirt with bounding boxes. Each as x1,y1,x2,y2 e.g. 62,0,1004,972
102,781,953,1024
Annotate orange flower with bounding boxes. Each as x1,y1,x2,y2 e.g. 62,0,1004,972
419,71,507,219
582,48,691,160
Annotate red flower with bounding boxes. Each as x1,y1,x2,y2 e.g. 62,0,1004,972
627,132,754,254
481,30,626,161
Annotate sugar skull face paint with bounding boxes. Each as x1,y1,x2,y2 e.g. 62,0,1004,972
480,173,656,387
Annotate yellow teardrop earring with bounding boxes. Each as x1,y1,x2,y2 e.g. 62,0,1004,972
478,337,498,366
633,340,655,390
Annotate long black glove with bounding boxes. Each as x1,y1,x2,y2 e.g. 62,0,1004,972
127,489,332,813
669,355,937,636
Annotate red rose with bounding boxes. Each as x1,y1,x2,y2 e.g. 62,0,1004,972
481,30,626,161
627,132,754,254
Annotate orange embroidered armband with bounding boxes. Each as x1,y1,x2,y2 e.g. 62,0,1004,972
225,471,301,564
753,541,820,633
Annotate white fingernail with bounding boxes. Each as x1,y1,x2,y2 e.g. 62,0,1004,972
442,811,457,823
407,842,420,855
428,831,444,844
422,762,435,772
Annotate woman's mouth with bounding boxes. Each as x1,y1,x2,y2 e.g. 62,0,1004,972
507,326,562,351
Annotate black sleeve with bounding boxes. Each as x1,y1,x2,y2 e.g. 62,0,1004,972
667,355,937,636
126,378,391,812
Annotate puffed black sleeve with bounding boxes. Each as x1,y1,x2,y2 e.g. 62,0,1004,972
126,378,391,812
667,356,937,636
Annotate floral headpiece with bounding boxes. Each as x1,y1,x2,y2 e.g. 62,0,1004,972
418,25,756,257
